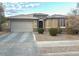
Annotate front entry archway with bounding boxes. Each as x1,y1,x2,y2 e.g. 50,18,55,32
38,21,43,28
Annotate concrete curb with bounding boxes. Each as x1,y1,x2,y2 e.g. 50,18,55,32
42,51,79,56
33,33,37,42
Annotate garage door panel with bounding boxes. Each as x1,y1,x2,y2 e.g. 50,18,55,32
11,20,33,32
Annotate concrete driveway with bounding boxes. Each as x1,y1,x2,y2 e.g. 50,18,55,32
0,32,39,56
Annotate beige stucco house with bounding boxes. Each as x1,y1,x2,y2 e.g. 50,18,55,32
8,13,67,32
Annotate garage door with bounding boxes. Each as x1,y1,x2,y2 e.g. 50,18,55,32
11,19,33,32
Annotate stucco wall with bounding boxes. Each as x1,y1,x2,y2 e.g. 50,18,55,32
45,19,58,30
52,19,58,28
33,20,37,31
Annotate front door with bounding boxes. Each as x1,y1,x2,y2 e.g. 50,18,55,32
38,21,43,28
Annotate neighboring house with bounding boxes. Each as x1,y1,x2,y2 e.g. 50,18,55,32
8,13,67,32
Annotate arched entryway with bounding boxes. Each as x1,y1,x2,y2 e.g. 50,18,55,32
37,18,44,29
38,21,43,28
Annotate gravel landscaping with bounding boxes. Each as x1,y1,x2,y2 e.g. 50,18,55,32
35,32,79,41
35,32,79,55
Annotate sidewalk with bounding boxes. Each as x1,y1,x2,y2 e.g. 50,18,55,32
37,40,79,47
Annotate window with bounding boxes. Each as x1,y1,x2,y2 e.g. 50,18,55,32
59,19,65,27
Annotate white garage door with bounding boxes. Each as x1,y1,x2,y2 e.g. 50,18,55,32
11,20,33,32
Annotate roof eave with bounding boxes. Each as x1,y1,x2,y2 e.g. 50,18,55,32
7,17,38,20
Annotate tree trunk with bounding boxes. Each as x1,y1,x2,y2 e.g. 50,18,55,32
0,24,2,31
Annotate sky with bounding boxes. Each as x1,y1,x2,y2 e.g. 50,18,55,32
1,2,77,17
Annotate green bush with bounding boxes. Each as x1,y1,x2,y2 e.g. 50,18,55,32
37,28,44,34
49,28,58,36
58,28,62,34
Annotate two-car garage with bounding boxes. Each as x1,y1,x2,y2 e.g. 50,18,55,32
10,19,33,32
8,14,38,32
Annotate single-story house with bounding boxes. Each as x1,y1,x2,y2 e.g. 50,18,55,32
8,13,67,32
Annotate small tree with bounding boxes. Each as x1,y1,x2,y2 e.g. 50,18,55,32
0,2,6,31
0,16,7,31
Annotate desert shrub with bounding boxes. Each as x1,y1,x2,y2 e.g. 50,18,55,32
37,28,44,34
73,30,79,34
66,28,79,34
49,28,58,36
66,28,73,34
